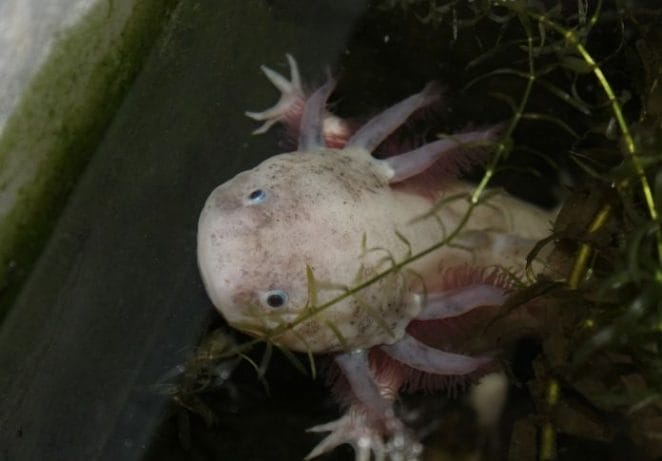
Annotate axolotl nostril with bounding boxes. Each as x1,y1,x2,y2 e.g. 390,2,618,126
197,55,556,460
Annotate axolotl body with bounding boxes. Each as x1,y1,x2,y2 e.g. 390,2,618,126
197,55,555,460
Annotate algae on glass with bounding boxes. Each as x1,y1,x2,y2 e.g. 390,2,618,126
0,0,179,317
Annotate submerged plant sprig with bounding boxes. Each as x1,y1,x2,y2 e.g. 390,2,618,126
470,5,538,205
522,0,662,273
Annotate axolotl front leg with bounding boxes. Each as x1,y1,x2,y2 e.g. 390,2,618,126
307,285,505,461
306,350,420,461
245,54,352,148
307,348,490,461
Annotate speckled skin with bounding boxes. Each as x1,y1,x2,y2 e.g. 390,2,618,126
197,146,552,353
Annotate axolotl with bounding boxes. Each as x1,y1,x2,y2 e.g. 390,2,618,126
197,55,555,460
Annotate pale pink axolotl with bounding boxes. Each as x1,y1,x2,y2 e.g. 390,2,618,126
197,55,555,460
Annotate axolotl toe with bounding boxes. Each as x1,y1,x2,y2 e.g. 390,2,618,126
197,55,556,460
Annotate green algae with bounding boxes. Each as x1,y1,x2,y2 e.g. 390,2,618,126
0,0,180,317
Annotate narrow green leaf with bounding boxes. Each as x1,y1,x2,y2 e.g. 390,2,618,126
521,112,580,138
306,264,317,308
325,320,350,350
394,230,412,258
276,344,309,377
258,342,273,379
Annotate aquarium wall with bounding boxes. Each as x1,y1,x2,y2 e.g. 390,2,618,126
0,0,179,315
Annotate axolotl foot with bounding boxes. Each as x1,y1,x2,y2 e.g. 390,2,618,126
303,350,424,461
245,53,305,134
246,53,351,146
306,406,423,461
303,346,490,460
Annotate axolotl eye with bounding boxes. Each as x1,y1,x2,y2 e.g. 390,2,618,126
246,189,267,204
261,290,288,308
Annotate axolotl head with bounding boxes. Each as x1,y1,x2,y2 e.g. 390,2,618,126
197,147,405,353
197,77,498,353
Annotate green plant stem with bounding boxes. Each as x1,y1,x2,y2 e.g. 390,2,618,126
568,202,613,288
540,378,560,461
525,2,662,278
473,15,536,203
